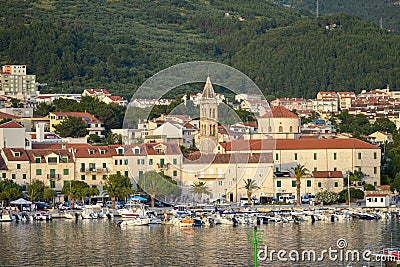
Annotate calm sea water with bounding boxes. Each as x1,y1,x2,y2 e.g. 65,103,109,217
0,217,399,267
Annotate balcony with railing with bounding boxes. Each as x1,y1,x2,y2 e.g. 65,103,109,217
47,174,61,180
156,163,170,170
82,167,110,173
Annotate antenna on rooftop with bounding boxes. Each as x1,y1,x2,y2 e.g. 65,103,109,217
316,0,319,18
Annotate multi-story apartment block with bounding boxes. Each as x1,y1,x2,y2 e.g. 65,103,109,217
0,65,37,100
72,145,114,189
126,142,182,183
337,92,356,110
0,148,30,190
26,149,75,192
270,98,313,113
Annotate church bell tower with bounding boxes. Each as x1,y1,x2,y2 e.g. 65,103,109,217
198,77,218,153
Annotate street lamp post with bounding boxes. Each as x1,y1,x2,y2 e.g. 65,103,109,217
347,174,350,208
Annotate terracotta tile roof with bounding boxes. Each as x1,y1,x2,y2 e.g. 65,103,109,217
0,121,24,128
299,136,319,139
0,112,19,119
36,95,53,99
2,148,30,161
183,123,196,129
221,138,378,151
319,92,338,96
0,154,8,170
337,92,356,97
50,112,102,124
183,153,272,164
219,139,275,151
378,185,390,191
124,143,182,156
72,145,116,158
108,95,125,101
312,171,343,178
84,89,111,95
259,106,298,119
26,150,74,163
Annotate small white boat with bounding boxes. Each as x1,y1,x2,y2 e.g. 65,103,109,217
81,209,94,219
118,216,150,226
34,212,52,221
218,217,234,225
117,203,147,218
0,211,13,222
64,212,75,219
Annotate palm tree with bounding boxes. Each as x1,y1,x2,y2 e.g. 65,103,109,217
190,181,211,203
242,179,260,205
104,173,133,209
292,164,310,206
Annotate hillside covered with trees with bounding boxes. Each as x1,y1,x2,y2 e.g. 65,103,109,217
277,0,400,33
1,0,400,99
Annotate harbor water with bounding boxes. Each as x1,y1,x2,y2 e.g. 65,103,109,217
0,217,399,266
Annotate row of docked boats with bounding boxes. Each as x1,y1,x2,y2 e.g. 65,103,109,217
0,210,53,222
63,207,113,220
112,202,400,228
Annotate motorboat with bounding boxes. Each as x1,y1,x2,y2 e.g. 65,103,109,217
34,212,52,221
178,217,194,227
117,203,147,218
64,212,75,219
118,216,150,226
0,210,13,222
193,217,212,227
173,205,191,217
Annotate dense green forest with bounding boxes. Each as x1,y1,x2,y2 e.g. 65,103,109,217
277,0,400,33
1,0,400,99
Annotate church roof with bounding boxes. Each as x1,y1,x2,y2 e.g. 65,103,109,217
201,77,215,98
259,106,298,119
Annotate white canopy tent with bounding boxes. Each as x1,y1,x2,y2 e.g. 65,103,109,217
10,198,32,211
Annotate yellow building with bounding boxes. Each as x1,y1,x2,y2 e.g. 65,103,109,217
49,111,105,138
